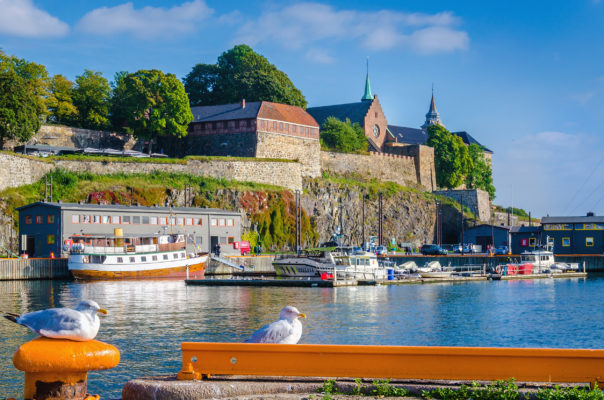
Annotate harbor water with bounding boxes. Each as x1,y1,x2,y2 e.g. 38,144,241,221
2,275,604,398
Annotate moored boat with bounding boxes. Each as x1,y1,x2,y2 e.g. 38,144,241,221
67,232,207,280
495,249,579,275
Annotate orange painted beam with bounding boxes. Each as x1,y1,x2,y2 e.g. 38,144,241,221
177,342,604,385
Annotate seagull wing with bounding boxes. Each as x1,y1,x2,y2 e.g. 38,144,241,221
246,319,294,343
18,308,84,337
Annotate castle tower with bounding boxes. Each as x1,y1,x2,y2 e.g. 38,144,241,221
361,58,373,101
421,89,444,129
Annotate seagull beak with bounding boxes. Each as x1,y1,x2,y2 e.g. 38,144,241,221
298,313,306,318
98,308,108,315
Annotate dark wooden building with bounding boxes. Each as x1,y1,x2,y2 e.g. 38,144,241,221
541,214,604,254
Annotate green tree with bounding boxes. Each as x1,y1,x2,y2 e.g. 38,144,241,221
0,50,49,148
47,74,78,125
426,125,472,189
72,70,111,130
111,69,193,147
184,45,307,108
320,117,368,153
465,143,496,199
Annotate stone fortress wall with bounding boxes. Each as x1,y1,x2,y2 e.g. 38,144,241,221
434,188,492,222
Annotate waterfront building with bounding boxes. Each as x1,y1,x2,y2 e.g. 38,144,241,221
16,202,242,258
461,224,510,250
540,213,604,255
509,225,542,254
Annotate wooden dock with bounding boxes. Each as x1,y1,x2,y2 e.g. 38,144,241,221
186,278,367,287
0,258,70,280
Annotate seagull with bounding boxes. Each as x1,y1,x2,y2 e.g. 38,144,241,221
3,300,108,342
245,306,306,344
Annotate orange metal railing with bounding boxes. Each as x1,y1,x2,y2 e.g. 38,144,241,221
177,342,604,385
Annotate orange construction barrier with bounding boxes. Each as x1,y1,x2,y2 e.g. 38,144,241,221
177,342,604,385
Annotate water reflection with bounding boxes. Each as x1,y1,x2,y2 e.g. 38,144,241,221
0,276,602,398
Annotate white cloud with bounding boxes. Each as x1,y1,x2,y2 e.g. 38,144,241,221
76,0,213,38
305,48,335,64
0,0,69,38
232,3,468,56
570,91,595,105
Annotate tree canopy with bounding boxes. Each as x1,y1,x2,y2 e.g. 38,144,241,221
465,143,496,199
0,50,49,148
426,125,472,189
47,74,78,125
320,116,368,153
184,45,307,108
111,69,193,144
72,70,111,130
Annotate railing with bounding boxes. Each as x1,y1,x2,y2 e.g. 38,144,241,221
177,342,604,385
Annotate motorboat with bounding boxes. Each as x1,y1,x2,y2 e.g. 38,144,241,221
418,261,453,279
495,249,579,275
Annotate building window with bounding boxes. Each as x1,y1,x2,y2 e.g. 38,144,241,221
130,257,135,263
285,124,289,131
82,215,91,224
194,218,202,225
547,237,554,247
152,255,158,261
171,217,176,226
584,224,595,230
586,237,594,247
220,236,227,244
100,215,109,224
25,216,33,224
196,236,203,245
211,218,217,226
219,218,226,226
163,254,168,260
93,215,101,224
47,215,55,224
227,218,234,227
123,216,131,224
141,256,147,262
150,217,158,225
117,257,123,263
133,216,140,224
47,235,55,244
261,120,265,128
36,215,43,224
181,252,185,258
177,217,184,225
159,217,167,225
375,112,378,118
529,237,536,247
292,125,297,133
142,216,150,224
279,122,283,130
227,237,235,244
185,218,193,226
173,253,178,259
111,216,120,224
273,121,277,129
562,237,570,247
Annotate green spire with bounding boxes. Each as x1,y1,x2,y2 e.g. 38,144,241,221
361,57,373,101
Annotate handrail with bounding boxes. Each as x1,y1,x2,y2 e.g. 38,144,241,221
177,342,604,385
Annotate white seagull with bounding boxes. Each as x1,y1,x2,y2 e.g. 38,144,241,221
3,300,108,342
246,306,306,344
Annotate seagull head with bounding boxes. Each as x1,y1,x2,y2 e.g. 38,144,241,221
76,300,108,316
280,306,306,321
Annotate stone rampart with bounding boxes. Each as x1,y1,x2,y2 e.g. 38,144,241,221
256,130,320,178
434,189,492,222
320,151,429,189
0,153,54,192
0,153,302,192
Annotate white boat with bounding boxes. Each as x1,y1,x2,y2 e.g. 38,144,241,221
67,232,207,280
418,261,453,279
495,249,579,275
273,247,386,280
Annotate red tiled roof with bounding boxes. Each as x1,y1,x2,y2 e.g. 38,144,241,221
258,102,318,127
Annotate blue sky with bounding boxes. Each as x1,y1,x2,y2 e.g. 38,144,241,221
1,0,603,218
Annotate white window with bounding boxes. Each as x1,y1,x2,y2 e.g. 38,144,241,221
159,217,167,225
194,218,202,226
185,218,193,226
219,218,226,226
226,218,234,227
586,237,594,247
177,217,184,225
211,218,217,226
111,216,120,224
150,217,158,225
102,215,110,224
93,215,101,224
72,215,80,223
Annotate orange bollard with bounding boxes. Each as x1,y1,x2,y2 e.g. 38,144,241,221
13,337,120,400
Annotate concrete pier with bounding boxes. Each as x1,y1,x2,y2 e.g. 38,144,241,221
0,258,70,280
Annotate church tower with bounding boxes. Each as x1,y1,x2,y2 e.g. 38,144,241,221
421,89,444,130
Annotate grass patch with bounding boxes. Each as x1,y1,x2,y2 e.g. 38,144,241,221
185,155,297,163
318,171,423,200
50,154,187,164
0,150,54,163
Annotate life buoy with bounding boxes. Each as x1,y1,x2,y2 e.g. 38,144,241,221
495,265,502,274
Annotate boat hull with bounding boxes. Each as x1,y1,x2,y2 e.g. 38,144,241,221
69,255,208,280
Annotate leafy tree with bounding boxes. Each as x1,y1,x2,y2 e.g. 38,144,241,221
72,70,111,130
184,45,307,108
320,117,368,153
465,143,496,199
110,69,193,147
0,50,49,148
426,125,472,189
47,74,78,125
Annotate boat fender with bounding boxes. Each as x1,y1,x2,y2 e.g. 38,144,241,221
495,265,502,274
82,256,89,263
